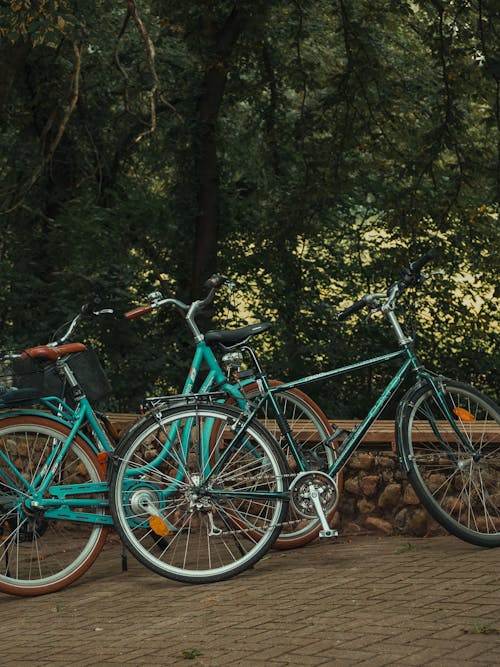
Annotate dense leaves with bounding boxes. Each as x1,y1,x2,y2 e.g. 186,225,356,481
0,0,498,415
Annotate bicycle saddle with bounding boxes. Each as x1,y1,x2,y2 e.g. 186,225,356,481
22,343,87,361
204,322,272,347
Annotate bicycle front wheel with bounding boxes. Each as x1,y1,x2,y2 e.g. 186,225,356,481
399,379,500,547
0,416,108,596
237,381,341,549
109,403,289,584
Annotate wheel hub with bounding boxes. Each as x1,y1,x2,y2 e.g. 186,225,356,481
129,488,161,515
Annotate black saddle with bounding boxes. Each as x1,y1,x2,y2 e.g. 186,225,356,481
204,322,272,348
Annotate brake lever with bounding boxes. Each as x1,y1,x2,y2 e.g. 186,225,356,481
93,308,114,316
420,269,445,284
147,291,163,303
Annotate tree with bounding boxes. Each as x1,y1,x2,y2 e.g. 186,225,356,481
0,0,498,413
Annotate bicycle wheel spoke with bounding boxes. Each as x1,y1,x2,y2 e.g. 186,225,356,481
401,380,500,546
110,403,287,583
0,417,108,596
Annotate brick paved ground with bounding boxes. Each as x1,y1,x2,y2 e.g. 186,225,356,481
1,534,499,666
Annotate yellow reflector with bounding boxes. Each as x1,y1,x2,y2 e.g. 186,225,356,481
453,407,475,422
149,516,173,537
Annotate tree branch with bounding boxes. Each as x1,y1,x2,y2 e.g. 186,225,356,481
127,0,177,142
1,41,83,214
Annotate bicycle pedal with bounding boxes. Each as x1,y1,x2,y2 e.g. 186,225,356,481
319,529,338,539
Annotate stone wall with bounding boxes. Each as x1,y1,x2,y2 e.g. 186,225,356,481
331,449,446,537
107,415,451,537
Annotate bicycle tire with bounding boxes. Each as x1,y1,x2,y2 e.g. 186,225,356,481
0,415,108,596
398,379,500,547
109,402,289,584
233,380,342,549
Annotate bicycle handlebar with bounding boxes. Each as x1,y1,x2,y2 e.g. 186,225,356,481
51,300,114,345
125,304,154,320
125,274,229,321
337,250,437,321
410,248,437,273
203,274,227,290
0,300,113,361
400,248,437,287
338,296,370,322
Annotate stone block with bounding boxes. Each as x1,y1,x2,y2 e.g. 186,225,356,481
359,474,379,497
349,452,375,471
407,508,430,536
377,483,402,509
403,484,421,505
357,498,376,514
344,477,361,496
365,516,393,535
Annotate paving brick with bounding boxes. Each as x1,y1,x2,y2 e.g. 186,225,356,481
1,535,499,666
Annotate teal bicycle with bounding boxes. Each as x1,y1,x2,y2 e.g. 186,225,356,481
125,275,339,550
108,251,500,584
0,307,118,596
0,282,332,595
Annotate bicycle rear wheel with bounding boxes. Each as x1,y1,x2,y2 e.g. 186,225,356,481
399,379,500,547
237,381,342,549
0,416,108,596
109,403,289,584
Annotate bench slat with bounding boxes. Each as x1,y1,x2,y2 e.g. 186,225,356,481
106,414,500,444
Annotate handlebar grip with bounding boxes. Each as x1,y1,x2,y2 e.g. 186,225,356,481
203,274,227,290
338,297,368,321
410,249,437,273
125,304,153,320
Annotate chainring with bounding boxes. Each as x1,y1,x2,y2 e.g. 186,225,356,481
289,471,339,519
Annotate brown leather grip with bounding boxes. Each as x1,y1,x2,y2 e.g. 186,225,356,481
125,304,153,320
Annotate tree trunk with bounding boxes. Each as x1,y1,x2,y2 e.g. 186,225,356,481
191,9,248,298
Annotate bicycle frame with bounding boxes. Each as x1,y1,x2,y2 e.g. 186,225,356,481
151,339,247,404
121,340,254,487
0,394,116,526
139,327,421,496
0,337,252,526
206,334,476,489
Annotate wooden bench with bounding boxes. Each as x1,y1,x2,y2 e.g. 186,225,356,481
106,414,500,448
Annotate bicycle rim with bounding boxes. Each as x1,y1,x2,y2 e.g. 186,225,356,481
0,416,108,596
109,404,288,583
401,380,500,547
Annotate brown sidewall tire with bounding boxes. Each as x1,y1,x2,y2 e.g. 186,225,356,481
0,415,108,596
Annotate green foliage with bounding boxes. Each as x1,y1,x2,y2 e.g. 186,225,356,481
0,0,498,414
0,0,75,47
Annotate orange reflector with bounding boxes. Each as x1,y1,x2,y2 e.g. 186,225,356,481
97,451,108,475
149,516,173,537
453,407,475,422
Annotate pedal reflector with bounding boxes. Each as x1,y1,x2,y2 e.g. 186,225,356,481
149,516,173,537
